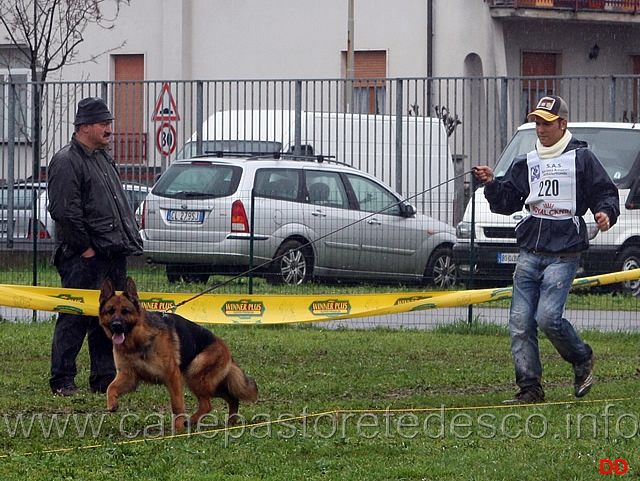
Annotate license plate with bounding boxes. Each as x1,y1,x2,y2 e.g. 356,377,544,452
167,210,204,223
497,252,519,264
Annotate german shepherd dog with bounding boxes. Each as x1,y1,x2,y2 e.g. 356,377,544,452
98,277,258,431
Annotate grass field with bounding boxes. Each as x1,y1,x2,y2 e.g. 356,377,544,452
0,319,637,480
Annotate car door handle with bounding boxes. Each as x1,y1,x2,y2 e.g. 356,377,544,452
311,210,326,217
367,218,382,225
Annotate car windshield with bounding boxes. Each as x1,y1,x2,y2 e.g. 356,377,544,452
493,125,640,188
152,163,242,199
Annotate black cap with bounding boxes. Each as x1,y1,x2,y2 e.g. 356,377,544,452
73,97,114,126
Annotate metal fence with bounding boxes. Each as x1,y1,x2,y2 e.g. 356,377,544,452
0,75,638,329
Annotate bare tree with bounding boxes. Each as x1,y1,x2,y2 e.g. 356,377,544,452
0,0,129,162
0,0,129,83
0,0,129,284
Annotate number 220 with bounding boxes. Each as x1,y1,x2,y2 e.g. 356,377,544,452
537,179,559,197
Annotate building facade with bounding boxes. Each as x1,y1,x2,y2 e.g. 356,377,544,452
1,0,640,223
40,1,640,82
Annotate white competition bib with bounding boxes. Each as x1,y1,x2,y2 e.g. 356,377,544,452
525,149,577,220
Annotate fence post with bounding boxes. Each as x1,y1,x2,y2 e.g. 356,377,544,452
7,83,16,249
31,81,44,293
101,81,109,102
466,173,479,327
294,80,303,155
608,75,616,123
249,188,255,294
500,78,509,151
196,81,204,156
395,78,404,195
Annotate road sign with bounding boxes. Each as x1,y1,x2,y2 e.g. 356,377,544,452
156,122,177,156
152,82,180,121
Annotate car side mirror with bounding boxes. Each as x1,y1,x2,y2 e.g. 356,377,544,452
402,203,417,217
625,177,640,210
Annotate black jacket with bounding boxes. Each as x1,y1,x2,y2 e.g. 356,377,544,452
48,136,143,261
483,136,620,254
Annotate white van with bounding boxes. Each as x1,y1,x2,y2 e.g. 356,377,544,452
453,122,640,296
176,109,455,224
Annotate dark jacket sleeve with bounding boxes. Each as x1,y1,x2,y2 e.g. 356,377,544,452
48,145,92,254
579,147,620,227
483,155,530,215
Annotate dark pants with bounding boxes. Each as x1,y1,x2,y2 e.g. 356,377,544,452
49,252,127,393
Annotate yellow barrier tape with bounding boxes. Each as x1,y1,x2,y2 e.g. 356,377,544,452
0,268,638,325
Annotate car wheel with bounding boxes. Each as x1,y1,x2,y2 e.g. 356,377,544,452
165,264,210,284
269,240,311,285
166,264,182,283
423,245,457,288
182,273,210,284
618,246,640,296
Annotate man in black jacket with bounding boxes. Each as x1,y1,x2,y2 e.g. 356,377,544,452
48,97,143,396
473,95,619,404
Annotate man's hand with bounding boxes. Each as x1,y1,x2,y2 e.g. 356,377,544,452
473,166,494,185
594,212,611,232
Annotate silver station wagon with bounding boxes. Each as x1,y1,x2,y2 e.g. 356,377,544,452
139,154,457,286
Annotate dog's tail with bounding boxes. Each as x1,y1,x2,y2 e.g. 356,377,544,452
225,362,258,403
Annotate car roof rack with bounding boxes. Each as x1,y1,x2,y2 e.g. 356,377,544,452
188,150,355,169
250,152,356,168
203,150,278,158
185,151,278,161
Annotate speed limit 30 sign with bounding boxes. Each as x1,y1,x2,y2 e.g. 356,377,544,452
156,122,177,156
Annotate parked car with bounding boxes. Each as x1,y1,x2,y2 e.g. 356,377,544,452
453,122,640,296
139,154,457,286
0,182,49,245
123,182,152,215
0,181,149,248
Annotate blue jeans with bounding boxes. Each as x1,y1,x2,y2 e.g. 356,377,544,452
509,250,592,390
49,252,127,392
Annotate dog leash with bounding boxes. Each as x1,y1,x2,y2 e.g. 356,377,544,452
165,169,477,312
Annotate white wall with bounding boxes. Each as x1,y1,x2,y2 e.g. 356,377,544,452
2,2,640,83
50,0,436,81
432,1,501,77
184,0,431,80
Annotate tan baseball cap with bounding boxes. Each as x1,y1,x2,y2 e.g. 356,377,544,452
527,95,569,122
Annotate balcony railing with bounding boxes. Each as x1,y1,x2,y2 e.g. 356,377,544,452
489,0,638,12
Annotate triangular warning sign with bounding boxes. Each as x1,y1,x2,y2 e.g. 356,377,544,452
152,82,180,121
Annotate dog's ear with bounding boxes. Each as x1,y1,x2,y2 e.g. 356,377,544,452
99,278,115,306
123,276,139,303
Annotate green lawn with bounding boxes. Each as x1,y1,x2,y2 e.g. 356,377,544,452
0,320,637,480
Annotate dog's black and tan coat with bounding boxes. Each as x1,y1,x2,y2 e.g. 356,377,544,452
99,277,258,431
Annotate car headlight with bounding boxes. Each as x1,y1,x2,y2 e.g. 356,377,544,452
456,221,472,239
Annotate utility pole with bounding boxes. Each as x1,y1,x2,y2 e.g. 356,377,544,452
346,0,354,112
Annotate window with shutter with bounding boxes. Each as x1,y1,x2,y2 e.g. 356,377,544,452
112,54,147,165
521,52,558,122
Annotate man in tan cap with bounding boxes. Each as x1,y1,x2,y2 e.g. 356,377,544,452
473,95,619,404
47,97,143,396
